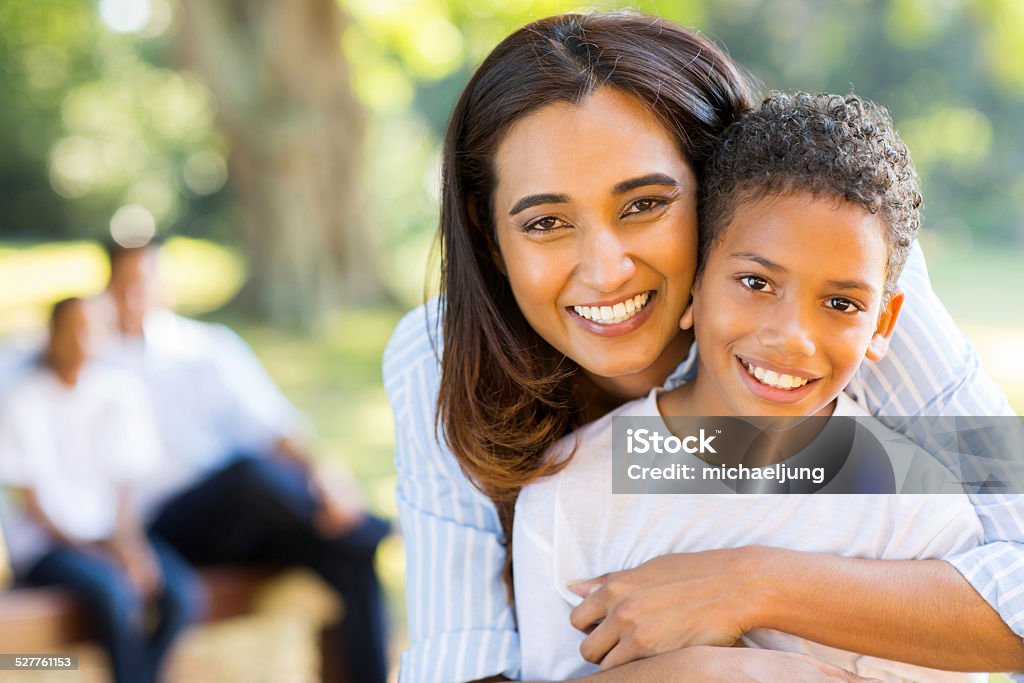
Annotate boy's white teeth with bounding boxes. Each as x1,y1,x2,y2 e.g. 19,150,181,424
742,361,810,390
574,292,650,324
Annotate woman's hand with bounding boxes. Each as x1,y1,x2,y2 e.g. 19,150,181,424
569,548,770,669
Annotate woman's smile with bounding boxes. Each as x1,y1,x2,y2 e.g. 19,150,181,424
567,290,656,336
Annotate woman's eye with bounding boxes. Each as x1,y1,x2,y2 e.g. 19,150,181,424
741,275,771,292
524,216,570,232
622,197,666,216
827,297,860,313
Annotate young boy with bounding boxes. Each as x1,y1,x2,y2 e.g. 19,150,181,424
513,93,986,681
0,298,201,683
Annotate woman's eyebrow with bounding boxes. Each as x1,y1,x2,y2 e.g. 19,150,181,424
507,173,679,216
612,173,679,195
509,193,570,216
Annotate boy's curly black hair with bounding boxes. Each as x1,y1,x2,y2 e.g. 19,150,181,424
697,91,922,300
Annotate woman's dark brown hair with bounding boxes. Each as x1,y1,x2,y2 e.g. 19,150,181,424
436,11,755,593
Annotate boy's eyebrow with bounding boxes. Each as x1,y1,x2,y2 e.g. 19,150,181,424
825,279,877,296
612,173,680,195
728,252,785,272
730,252,879,296
509,193,570,216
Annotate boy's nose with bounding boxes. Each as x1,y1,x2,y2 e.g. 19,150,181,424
756,305,817,358
574,225,637,294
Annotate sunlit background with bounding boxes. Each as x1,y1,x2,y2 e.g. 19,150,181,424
1,0,1022,680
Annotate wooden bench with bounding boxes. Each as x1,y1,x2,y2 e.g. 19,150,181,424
0,566,350,682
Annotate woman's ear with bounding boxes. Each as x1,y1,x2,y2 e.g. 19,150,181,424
865,290,905,362
468,196,507,276
679,293,696,331
490,243,507,276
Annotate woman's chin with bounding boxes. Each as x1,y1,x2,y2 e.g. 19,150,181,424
576,354,667,396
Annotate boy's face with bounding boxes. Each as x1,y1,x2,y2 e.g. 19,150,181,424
49,302,93,378
686,191,902,417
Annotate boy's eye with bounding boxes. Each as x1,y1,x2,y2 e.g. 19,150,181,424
740,275,772,292
524,215,571,233
827,297,860,313
621,197,667,217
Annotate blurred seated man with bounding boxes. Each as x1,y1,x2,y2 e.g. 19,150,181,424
97,240,390,683
0,298,201,683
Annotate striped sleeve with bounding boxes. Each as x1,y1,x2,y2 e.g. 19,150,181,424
384,302,521,683
847,242,1024,673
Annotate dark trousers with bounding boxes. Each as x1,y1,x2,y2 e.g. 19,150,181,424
149,456,390,683
25,538,202,683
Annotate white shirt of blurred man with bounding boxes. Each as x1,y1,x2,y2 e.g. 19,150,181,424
95,242,364,534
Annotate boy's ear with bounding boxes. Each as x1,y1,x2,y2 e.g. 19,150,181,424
865,290,905,362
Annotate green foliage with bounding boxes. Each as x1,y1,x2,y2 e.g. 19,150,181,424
0,0,229,243
341,0,1024,308
0,237,242,335
0,1,1022,308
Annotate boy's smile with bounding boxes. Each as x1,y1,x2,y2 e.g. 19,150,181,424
680,191,902,417
735,354,822,405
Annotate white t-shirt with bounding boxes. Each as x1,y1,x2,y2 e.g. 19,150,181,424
0,364,164,575
513,390,986,683
99,310,301,513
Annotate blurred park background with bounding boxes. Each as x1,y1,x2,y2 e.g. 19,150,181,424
0,0,1022,680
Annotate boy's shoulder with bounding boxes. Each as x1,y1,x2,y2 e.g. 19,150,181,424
836,395,964,493
529,389,661,490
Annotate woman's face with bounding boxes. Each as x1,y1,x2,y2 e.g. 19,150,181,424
491,88,698,395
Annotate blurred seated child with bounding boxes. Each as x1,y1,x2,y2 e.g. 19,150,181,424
0,298,202,683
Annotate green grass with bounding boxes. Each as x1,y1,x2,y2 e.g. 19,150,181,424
218,309,404,510
919,234,1023,326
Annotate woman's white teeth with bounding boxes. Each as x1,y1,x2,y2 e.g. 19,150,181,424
574,292,650,324
743,361,809,390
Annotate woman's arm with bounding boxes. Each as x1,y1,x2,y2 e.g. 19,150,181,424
569,546,1024,671
848,242,1024,655
384,305,521,683
754,548,1024,670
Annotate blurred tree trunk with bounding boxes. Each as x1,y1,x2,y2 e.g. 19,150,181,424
174,0,379,329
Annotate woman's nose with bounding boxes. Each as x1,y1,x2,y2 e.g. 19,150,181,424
575,225,637,294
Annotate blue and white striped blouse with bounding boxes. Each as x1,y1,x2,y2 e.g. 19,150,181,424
384,242,1022,683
